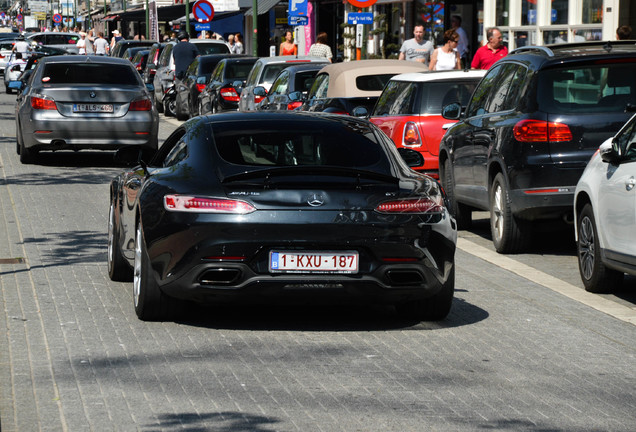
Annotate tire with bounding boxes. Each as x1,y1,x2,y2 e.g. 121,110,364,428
395,265,455,322
19,136,37,164
155,91,164,113
16,122,21,155
577,203,623,293
441,158,471,229
107,200,133,282
133,223,182,321
490,173,531,254
176,101,189,121
6,85,11,94
164,97,176,117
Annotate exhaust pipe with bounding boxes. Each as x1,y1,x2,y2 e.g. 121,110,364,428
385,270,424,286
199,268,241,285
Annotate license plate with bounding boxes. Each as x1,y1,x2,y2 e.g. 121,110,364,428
270,251,358,274
72,103,114,113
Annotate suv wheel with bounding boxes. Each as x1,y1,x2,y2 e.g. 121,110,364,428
490,173,531,253
577,203,623,293
442,159,471,229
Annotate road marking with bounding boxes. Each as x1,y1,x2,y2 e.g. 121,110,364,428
457,237,636,325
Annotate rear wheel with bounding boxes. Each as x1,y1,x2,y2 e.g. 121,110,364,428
395,265,455,322
577,203,623,293
107,200,133,282
441,158,471,229
155,91,164,113
6,85,11,94
19,136,37,164
490,173,531,253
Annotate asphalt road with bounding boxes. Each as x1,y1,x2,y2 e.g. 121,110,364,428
1,90,635,431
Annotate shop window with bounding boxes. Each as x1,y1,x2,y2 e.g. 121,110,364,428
496,0,510,27
551,0,568,25
544,29,568,45
582,0,603,24
522,0,537,25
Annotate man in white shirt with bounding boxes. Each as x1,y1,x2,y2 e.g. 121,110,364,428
93,32,109,55
12,35,30,54
451,15,469,68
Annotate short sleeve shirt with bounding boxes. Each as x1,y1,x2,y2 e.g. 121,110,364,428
307,43,332,60
399,39,434,64
471,45,508,70
93,38,109,55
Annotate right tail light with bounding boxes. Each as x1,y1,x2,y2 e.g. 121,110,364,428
513,120,572,142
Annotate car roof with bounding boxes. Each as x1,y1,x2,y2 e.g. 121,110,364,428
390,69,487,83
279,63,327,73
257,55,330,65
38,55,134,66
507,41,636,67
27,32,79,37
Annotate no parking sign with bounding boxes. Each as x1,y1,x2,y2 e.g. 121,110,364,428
192,0,214,24
347,0,377,8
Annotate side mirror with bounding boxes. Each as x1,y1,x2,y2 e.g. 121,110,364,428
442,102,462,120
600,139,620,164
397,148,424,168
253,86,267,97
352,106,368,118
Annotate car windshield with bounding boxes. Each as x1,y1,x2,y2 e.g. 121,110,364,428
211,119,391,174
40,63,140,85
538,62,636,113
196,43,230,55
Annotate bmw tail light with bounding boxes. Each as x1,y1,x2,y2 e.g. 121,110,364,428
375,197,444,214
164,195,256,214
287,101,302,110
403,122,422,147
31,95,57,110
513,120,572,142
220,87,240,102
129,97,152,111
196,83,206,93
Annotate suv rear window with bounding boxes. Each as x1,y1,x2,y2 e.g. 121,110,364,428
196,43,230,55
41,63,140,85
538,62,636,113
356,74,394,91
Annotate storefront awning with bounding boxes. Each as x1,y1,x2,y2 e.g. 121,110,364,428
244,0,280,17
103,15,121,21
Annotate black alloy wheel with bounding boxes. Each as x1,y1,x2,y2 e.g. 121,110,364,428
489,173,531,254
441,158,471,229
107,200,133,282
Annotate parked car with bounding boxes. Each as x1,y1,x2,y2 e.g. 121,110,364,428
152,40,230,113
0,38,18,73
197,56,258,115
142,42,167,86
298,60,428,116
27,32,80,54
14,55,158,164
238,56,330,112
122,46,149,62
574,114,636,293
131,49,150,75
107,112,456,322
256,63,325,111
110,40,156,58
174,53,233,120
369,70,485,179
439,41,636,253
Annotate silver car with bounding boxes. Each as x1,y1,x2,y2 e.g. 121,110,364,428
15,55,159,164
26,32,80,54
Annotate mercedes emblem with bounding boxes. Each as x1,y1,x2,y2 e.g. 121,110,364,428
307,194,325,207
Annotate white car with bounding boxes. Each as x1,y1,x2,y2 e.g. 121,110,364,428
574,114,636,293
3,52,26,93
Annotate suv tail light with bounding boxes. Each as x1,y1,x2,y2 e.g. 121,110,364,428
164,195,256,214
129,97,152,111
31,95,57,110
403,122,422,147
513,120,573,142
375,197,444,214
220,86,240,102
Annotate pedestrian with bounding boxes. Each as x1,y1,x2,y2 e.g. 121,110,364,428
470,27,507,70
398,24,434,67
172,31,199,80
451,15,469,68
234,33,244,54
6,51,27,72
77,31,87,55
12,34,30,54
429,29,461,71
280,30,297,56
307,31,332,62
616,25,632,40
86,29,95,54
93,32,109,55
110,29,123,51
227,34,236,52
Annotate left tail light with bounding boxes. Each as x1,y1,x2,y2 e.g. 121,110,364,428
164,195,256,214
375,197,444,214
129,97,152,111
220,86,240,102
31,95,57,110
196,83,206,93
402,122,422,147
287,101,302,110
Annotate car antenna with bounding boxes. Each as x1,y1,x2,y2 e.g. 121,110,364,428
603,41,613,52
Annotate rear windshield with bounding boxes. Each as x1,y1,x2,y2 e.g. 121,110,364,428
40,63,140,85
211,120,391,173
261,63,308,84
225,62,254,80
356,74,394,92
294,71,318,93
196,43,230,55
538,62,636,114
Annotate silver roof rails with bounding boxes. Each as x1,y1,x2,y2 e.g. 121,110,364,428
510,46,555,56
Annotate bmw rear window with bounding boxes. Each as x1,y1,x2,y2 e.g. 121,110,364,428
40,63,141,85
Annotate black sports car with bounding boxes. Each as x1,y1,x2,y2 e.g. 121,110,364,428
108,112,456,322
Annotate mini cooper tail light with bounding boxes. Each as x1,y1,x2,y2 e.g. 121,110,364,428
403,122,422,147
375,197,444,214
129,97,152,111
31,95,57,110
220,87,240,102
164,195,256,214
287,101,302,110
513,120,573,142
196,83,206,93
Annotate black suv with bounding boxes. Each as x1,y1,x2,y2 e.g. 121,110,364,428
439,41,636,253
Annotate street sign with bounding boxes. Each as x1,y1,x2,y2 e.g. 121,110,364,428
289,0,307,16
347,12,373,25
347,0,377,8
52,13,62,23
192,0,214,24
16,13,23,21
194,23,211,31
356,24,363,48
288,15,308,26
0,12,5,19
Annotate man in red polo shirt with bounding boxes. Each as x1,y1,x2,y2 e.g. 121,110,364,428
471,27,508,70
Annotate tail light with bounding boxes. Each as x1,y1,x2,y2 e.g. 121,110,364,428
287,101,302,110
31,95,57,110
403,122,422,147
149,69,156,76
375,197,444,214
0,54,4,59
220,86,240,102
513,119,573,142
196,83,206,93
135,63,143,71
129,97,152,111
254,94,265,104
164,195,256,214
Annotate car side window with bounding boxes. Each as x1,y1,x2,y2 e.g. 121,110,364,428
212,62,223,81
247,62,263,86
163,138,188,167
308,74,329,99
186,59,198,76
269,71,289,96
153,128,187,167
486,64,520,113
373,81,417,116
466,65,503,117
615,117,636,160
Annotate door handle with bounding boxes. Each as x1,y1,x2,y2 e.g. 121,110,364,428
626,176,636,191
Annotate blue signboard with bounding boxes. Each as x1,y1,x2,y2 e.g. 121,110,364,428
195,23,211,31
289,0,307,16
288,15,308,26
347,12,373,25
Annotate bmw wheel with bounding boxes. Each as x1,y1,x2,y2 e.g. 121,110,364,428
577,203,623,293
19,136,37,164
490,173,531,254
107,200,133,282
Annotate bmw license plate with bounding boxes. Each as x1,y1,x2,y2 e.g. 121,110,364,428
269,251,358,274
73,103,114,113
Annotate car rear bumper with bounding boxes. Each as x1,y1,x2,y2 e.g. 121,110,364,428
509,187,575,220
